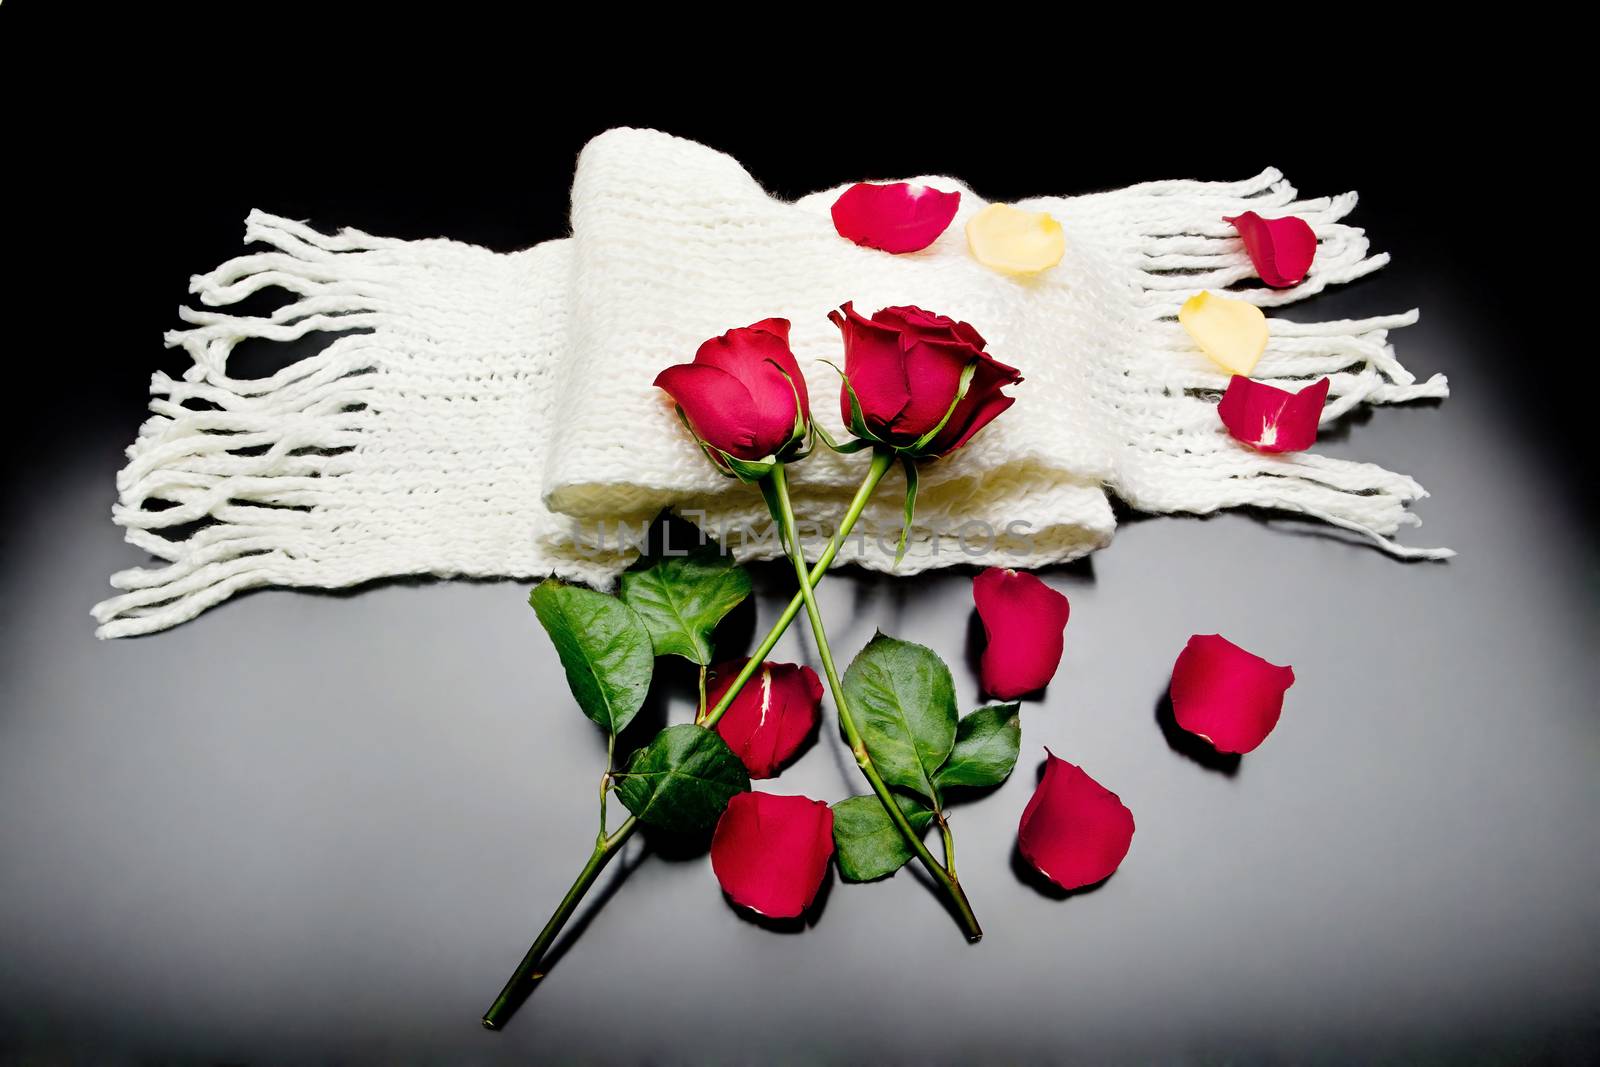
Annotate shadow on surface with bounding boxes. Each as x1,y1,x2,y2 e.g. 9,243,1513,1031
1010,842,1118,900
489,838,650,1028
727,864,835,934
1154,691,1241,777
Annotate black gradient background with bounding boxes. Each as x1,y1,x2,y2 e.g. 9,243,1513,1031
2,17,1595,1065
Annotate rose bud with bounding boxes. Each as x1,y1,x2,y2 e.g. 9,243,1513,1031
1169,634,1295,754
1017,751,1135,891
711,791,835,919
654,318,810,478
709,658,824,779
973,568,1070,699
827,302,1022,457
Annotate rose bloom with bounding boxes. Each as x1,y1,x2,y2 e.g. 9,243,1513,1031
655,318,810,464
829,302,1021,456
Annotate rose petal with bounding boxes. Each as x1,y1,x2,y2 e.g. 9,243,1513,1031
1169,634,1295,754
895,338,976,439
654,363,761,458
1217,375,1330,454
927,351,1022,455
710,659,824,779
692,319,809,456
870,305,986,351
973,568,1070,698
1224,211,1317,288
1178,291,1269,376
830,302,911,431
965,203,1065,274
711,792,835,919
741,318,810,422
1017,751,1134,891
831,181,961,254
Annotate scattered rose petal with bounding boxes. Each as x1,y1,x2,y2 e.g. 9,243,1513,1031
710,659,824,779
711,792,835,919
973,568,1070,699
831,181,961,254
1179,291,1269,375
1169,634,1295,754
965,203,1065,274
1217,375,1329,453
1224,211,1317,288
1017,751,1134,891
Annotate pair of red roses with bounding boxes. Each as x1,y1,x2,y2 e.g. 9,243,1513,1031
654,303,1023,471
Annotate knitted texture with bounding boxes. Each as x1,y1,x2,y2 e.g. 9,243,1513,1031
93,129,1448,638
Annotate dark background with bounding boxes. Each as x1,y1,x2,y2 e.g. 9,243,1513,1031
3,15,1595,1065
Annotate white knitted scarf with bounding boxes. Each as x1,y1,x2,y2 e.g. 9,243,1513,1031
93,128,1449,639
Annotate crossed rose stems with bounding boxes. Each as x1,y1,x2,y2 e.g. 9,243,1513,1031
483,305,1020,1029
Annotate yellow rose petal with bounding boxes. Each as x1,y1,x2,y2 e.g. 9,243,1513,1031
1178,291,1268,375
965,203,1065,275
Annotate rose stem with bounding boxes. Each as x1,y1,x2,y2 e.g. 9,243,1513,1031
766,456,983,942
481,449,898,1030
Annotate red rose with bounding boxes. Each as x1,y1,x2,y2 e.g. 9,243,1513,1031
827,302,1021,456
1017,751,1134,891
973,568,1070,699
655,318,810,470
709,658,824,779
710,792,835,919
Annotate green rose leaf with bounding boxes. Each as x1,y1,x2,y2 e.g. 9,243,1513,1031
934,703,1022,790
614,724,750,833
843,632,958,803
618,542,752,665
831,793,935,883
529,579,654,736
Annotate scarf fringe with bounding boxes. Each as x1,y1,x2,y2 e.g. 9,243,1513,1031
92,215,393,638
1104,171,1451,559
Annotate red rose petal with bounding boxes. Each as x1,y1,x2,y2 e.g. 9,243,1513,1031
1169,634,1295,754
831,182,961,254
830,301,911,430
973,568,1070,699
710,659,824,779
1224,210,1317,288
691,319,810,457
711,792,835,919
1017,751,1134,891
1216,375,1330,454
928,353,1020,455
653,363,761,458
895,338,974,438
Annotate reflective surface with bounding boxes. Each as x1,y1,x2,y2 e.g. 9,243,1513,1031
3,116,1596,1063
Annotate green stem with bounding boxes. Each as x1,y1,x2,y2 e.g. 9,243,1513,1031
482,821,632,1029
482,450,898,1030
767,458,982,942
597,734,614,845
937,812,957,878
694,664,708,724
